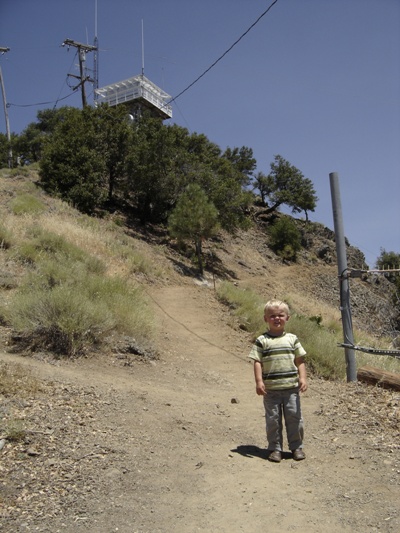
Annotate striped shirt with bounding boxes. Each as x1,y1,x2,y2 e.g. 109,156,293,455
248,331,306,391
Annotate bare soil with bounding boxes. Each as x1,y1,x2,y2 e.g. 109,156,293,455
1,282,399,533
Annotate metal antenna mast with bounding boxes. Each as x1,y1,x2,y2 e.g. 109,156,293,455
93,0,99,102
141,19,145,76
0,46,12,168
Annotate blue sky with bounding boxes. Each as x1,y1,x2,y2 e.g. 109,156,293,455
1,0,399,266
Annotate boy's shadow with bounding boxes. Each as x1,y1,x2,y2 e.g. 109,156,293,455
231,445,292,461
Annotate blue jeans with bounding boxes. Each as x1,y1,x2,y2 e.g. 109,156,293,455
263,387,304,451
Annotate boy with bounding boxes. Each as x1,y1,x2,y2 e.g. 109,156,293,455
249,300,307,462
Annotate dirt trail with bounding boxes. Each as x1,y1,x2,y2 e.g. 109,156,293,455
1,284,399,532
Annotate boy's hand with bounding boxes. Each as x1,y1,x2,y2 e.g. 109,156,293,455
296,357,307,393
256,381,266,396
299,377,308,393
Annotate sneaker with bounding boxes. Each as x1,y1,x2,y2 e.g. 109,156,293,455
268,450,282,463
292,448,306,461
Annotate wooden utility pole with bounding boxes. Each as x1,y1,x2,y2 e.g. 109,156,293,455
62,39,97,108
329,172,357,382
0,46,12,168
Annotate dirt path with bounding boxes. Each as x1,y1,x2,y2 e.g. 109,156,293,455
1,284,399,532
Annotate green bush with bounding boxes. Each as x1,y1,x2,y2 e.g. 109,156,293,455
4,227,154,356
269,217,301,261
216,281,265,335
8,285,113,355
7,269,154,357
14,227,105,274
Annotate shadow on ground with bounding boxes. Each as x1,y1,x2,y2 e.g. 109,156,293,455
231,445,293,461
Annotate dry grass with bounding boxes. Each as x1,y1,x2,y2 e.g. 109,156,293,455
0,361,42,397
0,171,173,283
0,169,398,373
0,171,170,356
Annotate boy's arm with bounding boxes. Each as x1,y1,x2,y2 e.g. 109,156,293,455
295,356,307,392
253,361,266,396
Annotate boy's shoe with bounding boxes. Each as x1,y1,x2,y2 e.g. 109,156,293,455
268,450,282,463
292,448,306,461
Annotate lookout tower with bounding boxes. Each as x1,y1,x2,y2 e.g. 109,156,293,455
95,74,172,120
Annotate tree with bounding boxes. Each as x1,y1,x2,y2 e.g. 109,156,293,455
39,107,107,213
179,134,253,231
16,107,77,164
168,183,219,275
252,171,272,206
257,155,318,219
376,249,400,272
93,104,132,202
222,146,256,187
376,249,400,326
0,133,9,167
125,120,252,231
125,117,190,223
376,249,400,285
39,105,134,212
35,107,253,230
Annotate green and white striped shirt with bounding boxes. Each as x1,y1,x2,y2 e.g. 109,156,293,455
248,331,306,391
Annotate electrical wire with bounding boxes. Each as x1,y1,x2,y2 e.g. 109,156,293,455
167,0,279,106
8,90,79,108
8,49,80,109
7,2,279,113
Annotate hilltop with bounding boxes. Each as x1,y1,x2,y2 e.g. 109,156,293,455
0,169,399,532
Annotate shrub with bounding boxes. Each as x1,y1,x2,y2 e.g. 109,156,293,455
5,228,154,356
7,271,154,356
216,281,265,335
5,419,26,442
0,362,41,396
269,217,301,261
14,227,105,274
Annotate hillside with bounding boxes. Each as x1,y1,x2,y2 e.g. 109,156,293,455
0,170,399,532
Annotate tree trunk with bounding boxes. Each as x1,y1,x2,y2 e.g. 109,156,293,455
195,238,203,276
254,202,282,217
357,365,400,391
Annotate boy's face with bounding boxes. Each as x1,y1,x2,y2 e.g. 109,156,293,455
264,306,289,336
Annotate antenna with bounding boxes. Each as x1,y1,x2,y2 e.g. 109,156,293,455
141,19,145,76
93,0,99,100
95,0,98,38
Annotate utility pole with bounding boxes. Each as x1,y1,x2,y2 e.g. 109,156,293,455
62,39,97,108
0,46,12,168
329,172,357,382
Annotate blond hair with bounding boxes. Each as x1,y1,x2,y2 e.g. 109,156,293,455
264,299,290,316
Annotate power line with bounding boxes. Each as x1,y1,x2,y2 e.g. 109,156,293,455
8,90,78,108
6,2,279,116
167,0,279,106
